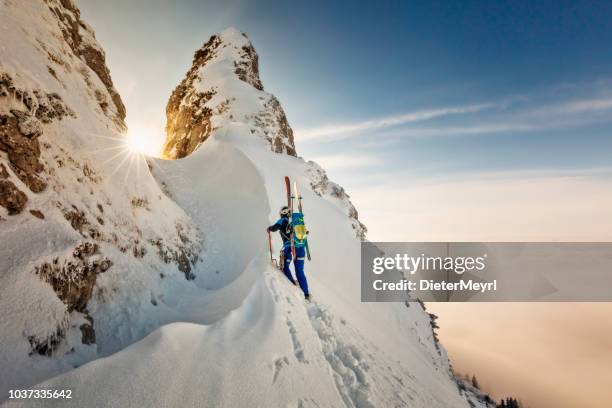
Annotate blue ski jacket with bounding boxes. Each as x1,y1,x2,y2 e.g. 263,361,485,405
269,216,292,249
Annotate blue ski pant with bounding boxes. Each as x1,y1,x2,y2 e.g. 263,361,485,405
282,245,309,296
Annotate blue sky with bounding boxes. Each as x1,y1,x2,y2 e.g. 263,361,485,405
76,3,612,406
79,0,612,172
78,0,612,240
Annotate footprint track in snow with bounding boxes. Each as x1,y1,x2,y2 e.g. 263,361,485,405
272,356,290,384
296,397,323,408
268,272,281,303
306,303,374,408
285,317,306,363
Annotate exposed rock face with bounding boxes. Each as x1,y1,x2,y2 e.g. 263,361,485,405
44,0,126,128
162,28,296,159
34,242,112,314
162,34,225,159
0,179,27,214
165,85,216,159
234,42,264,91
0,112,46,194
27,327,66,357
29,209,45,219
150,235,199,280
252,95,297,156
307,162,367,239
29,241,111,355
0,73,75,213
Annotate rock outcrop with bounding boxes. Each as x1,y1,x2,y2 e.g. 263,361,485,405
44,0,126,128
307,161,367,239
162,28,296,159
0,73,77,215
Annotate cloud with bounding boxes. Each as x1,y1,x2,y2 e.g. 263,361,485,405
378,123,539,139
525,96,612,118
553,97,612,114
297,103,492,141
377,101,612,140
430,302,612,408
309,153,382,170
297,85,612,144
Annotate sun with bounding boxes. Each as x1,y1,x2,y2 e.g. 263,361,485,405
125,126,163,157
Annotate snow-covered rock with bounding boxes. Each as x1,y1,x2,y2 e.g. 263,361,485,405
0,0,201,394
163,27,297,159
1,3,492,407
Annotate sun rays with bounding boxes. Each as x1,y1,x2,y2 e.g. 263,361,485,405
125,126,163,156
77,130,153,192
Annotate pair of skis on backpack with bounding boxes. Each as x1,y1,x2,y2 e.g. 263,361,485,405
267,176,311,267
285,176,311,261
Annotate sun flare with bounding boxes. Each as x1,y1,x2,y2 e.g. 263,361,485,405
125,126,163,157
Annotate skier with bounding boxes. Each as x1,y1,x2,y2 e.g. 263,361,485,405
268,206,310,300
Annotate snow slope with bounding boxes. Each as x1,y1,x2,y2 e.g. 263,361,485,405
1,5,490,408
4,131,479,407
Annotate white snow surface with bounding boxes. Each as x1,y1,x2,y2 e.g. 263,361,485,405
4,127,477,408
0,4,487,407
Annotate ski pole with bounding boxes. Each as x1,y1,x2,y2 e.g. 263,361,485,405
267,230,273,262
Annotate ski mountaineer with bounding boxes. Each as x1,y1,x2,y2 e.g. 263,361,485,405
267,206,310,300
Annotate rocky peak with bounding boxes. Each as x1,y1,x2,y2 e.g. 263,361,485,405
162,28,296,159
160,28,366,239
219,27,264,91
